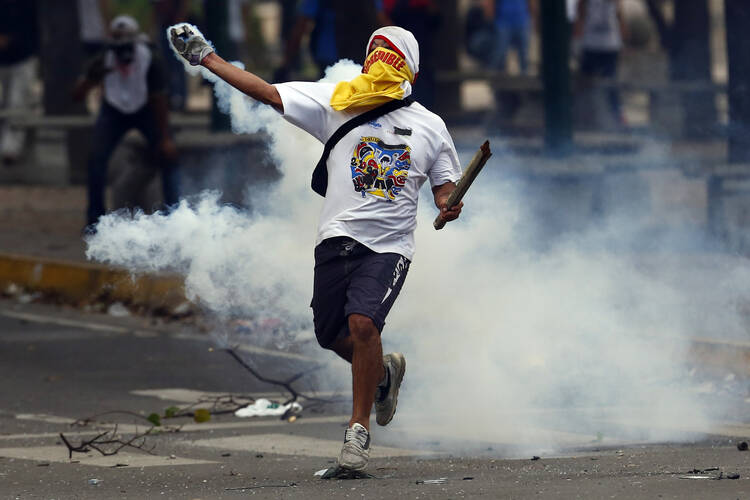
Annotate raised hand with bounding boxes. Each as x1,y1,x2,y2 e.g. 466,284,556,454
169,24,214,66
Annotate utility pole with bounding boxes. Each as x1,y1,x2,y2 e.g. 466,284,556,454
37,0,88,183
331,0,377,64
433,0,460,115
725,0,750,163
205,0,232,131
671,0,715,138
540,0,572,154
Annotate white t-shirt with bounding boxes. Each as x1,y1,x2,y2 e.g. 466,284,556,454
582,0,622,51
103,42,151,114
274,81,462,261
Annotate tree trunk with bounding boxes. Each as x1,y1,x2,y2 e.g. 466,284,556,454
204,0,233,131
432,0,460,115
541,0,572,153
37,0,88,183
331,0,377,65
671,0,715,138
725,0,750,163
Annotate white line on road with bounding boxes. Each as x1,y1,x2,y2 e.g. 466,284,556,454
130,388,344,403
15,413,77,424
187,434,432,459
0,446,216,467
0,309,130,333
7,412,350,439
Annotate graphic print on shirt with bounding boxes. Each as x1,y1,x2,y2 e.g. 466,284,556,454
350,136,411,201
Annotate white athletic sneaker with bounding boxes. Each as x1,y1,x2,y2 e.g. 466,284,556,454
375,352,406,426
338,423,370,471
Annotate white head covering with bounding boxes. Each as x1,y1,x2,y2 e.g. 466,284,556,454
365,26,420,79
110,15,140,42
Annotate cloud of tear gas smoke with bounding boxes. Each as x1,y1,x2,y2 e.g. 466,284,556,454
86,24,750,456
87,27,359,348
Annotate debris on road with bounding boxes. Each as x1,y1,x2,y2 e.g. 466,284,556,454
234,398,302,418
17,292,40,304
170,301,192,318
531,456,541,461
3,283,21,297
316,465,376,479
88,479,102,486
225,483,297,491
416,478,447,485
678,468,740,480
107,302,130,317
737,441,748,451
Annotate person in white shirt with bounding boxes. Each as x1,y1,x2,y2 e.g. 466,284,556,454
170,24,463,472
74,16,179,229
575,0,628,121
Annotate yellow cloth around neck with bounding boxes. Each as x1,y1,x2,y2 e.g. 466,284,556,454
330,47,414,111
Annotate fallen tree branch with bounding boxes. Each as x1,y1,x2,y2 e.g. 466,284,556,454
59,425,157,459
225,348,308,404
59,348,339,458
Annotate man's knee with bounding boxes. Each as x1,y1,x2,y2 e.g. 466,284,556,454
348,314,379,343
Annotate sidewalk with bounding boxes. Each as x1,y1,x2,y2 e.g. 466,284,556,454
0,186,186,310
0,186,87,262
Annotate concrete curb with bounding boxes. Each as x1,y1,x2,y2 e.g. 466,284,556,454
0,253,186,310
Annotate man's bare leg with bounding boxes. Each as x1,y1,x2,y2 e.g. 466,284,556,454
328,335,353,363
347,313,386,431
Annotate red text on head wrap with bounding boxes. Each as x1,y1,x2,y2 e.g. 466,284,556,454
362,49,407,75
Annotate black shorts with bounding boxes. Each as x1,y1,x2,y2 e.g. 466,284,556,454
311,237,410,348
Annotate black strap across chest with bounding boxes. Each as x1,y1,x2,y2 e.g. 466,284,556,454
311,97,414,197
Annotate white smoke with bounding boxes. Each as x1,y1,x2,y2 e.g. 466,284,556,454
85,25,750,456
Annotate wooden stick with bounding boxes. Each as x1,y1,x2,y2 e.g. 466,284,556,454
434,140,492,230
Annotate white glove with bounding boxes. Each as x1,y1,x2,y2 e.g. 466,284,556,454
169,24,214,66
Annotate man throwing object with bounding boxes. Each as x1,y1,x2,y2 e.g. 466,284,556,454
171,24,463,471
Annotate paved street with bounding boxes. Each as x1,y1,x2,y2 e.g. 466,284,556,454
1,299,749,499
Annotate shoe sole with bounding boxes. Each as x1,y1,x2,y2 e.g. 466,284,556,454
376,352,406,426
337,460,368,472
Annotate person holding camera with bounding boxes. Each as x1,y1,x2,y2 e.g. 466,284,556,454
74,15,179,230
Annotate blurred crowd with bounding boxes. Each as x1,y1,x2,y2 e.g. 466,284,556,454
0,1,633,123
0,0,686,226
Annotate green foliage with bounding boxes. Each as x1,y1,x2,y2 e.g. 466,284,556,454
193,408,211,423
164,406,180,418
110,0,155,34
147,412,162,427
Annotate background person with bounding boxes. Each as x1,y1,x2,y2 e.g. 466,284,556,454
275,0,382,81
0,0,38,165
575,0,628,123
74,15,179,229
494,0,538,75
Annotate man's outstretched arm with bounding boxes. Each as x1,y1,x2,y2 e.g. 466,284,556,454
170,25,283,112
201,53,283,112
